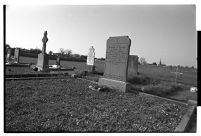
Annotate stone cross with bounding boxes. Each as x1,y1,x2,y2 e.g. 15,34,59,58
87,46,95,66
42,31,48,54
36,31,49,71
171,66,183,84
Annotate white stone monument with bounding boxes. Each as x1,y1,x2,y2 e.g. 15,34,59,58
87,46,95,72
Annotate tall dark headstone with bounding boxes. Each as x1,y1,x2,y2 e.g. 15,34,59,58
127,55,139,80
56,56,61,65
98,36,135,92
6,48,12,64
36,31,49,71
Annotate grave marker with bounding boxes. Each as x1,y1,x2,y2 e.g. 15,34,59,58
127,55,139,80
87,46,95,72
171,66,183,84
36,31,49,71
6,48,12,64
98,36,135,92
13,48,20,63
56,56,61,66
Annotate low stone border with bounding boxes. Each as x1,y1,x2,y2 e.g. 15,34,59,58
77,77,98,84
139,92,196,132
5,76,68,80
5,73,66,78
139,92,188,106
187,100,197,106
5,63,30,67
5,75,98,83
49,68,74,71
174,106,196,132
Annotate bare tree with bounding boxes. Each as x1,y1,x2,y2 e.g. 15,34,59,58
139,57,147,65
64,49,72,56
59,48,65,55
6,44,11,49
73,54,80,58
48,51,53,55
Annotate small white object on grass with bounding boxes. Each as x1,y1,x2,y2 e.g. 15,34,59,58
89,85,98,91
71,74,76,78
190,87,197,93
49,65,60,69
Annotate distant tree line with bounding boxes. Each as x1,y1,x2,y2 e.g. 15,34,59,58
5,44,196,69
5,44,87,62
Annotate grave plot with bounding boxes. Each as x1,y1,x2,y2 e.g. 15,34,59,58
5,66,71,77
6,66,36,75
5,77,190,132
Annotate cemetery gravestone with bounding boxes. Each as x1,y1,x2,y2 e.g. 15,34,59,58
98,36,134,92
56,56,61,66
87,46,95,72
36,31,49,71
13,48,20,63
6,48,12,64
127,55,139,80
171,66,183,84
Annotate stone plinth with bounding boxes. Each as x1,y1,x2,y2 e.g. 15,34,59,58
99,78,132,92
87,65,95,73
36,53,49,71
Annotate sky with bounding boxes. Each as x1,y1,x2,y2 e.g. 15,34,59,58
6,5,197,67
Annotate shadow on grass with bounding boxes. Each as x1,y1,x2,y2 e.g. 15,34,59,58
141,83,184,97
127,74,187,98
128,74,160,85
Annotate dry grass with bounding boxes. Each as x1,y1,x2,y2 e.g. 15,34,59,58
5,78,188,132
17,56,197,87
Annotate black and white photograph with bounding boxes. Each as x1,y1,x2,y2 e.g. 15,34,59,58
4,3,197,133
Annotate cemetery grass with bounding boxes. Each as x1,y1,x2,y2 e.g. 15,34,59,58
8,56,197,102
5,78,189,132
138,65,197,87
128,75,197,102
17,56,197,87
